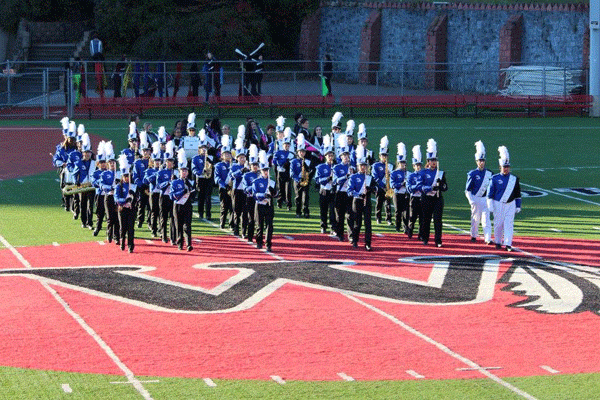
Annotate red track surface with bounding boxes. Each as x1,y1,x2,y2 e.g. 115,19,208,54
1,233,599,381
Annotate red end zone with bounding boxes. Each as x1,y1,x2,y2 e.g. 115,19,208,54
1,233,599,381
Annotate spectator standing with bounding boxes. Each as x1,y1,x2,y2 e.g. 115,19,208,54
189,62,201,97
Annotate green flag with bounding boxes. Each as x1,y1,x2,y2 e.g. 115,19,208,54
321,75,329,97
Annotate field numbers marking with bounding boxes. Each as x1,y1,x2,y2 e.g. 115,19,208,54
0,235,155,400
406,370,425,379
337,372,355,381
203,378,217,387
61,384,72,393
271,375,286,385
346,294,538,400
540,365,560,374
522,184,600,207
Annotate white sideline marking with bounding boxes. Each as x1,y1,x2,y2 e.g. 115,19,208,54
52,242,59,247
569,168,578,172
406,370,425,379
111,380,159,384
193,239,202,243
55,179,60,182
145,240,153,245
593,227,600,231
536,168,545,172
61,384,72,393
457,366,502,371
522,183,600,207
271,375,286,385
97,241,105,245
0,235,154,400
337,372,355,381
17,179,23,183
203,378,217,387
550,228,562,233
283,235,294,241
345,294,538,400
376,233,384,237
540,365,560,374
443,223,470,235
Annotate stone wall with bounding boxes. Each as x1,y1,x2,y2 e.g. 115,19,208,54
310,2,588,94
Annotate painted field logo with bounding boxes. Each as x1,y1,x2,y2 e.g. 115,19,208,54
1,255,599,315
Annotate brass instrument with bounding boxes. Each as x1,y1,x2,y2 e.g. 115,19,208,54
202,152,213,179
62,182,95,195
299,159,310,187
385,162,394,199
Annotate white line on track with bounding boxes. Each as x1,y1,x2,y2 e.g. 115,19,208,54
406,370,425,379
203,378,217,387
97,241,105,245
52,242,60,246
283,235,294,241
271,375,286,385
61,384,72,393
540,365,560,374
0,235,155,400
110,380,160,384
522,183,600,207
442,223,470,235
345,294,538,400
337,372,355,381
145,239,153,245
457,366,502,371
375,233,384,237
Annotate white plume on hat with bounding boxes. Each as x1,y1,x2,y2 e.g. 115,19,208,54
426,138,437,159
346,119,355,133
259,149,269,169
151,141,161,158
249,144,259,164
128,121,137,141
118,153,130,173
412,144,422,164
357,122,366,140
105,141,115,160
475,140,486,160
237,124,246,139
187,112,196,129
297,133,306,151
68,121,76,134
331,111,343,128
379,135,389,155
276,116,286,131
498,145,510,166
165,141,175,160
397,142,407,162
97,140,106,160
322,134,333,155
77,123,85,136
139,131,149,152
198,128,207,147
283,127,292,143
221,134,231,152
235,136,244,151
356,143,366,164
80,132,91,152
177,148,188,169
337,132,349,154
158,126,167,143
60,117,69,132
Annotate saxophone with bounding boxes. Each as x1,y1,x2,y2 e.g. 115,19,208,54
385,162,394,199
299,159,309,187
202,151,213,179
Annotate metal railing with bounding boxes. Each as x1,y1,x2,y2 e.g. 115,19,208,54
0,59,588,119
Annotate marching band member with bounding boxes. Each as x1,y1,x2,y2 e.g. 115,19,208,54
157,126,168,161
273,128,294,210
291,133,313,218
144,142,162,237
315,135,337,234
269,117,286,160
92,141,108,236
420,139,448,247
330,111,343,151
53,116,73,211
347,144,376,251
229,135,248,236
157,142,176,244
214,134,233,229
242,145,260,242
390,142,409,233
406,145,424,240
465,141,493,244
115,154,137,252
191,129,214,220
133,131,151,229
487,146,521,251
371,136,393,225
251,150,277,251
100,142,119,244
332,135,353,242
121,121,138,165
182,112,200,159
170,149,196,251
66,121,82,220
73,132,96,229
355,123,374,166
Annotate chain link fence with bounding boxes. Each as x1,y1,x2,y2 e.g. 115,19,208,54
0,60,589,119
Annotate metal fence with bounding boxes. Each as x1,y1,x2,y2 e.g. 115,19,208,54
0,59,588,119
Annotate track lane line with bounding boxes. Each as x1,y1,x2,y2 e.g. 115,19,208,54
0,235,154,400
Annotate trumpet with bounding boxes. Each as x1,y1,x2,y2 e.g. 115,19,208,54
62,182,95,195
299,159,310,187
202,152,213,179
385,162,394,199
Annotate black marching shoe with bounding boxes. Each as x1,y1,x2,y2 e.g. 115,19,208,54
352,242,358,248
120,244,125,251
506,245,513,252
495,243,502,250
187,245,193,252
365,245,372,251
470,237,477,242
321,228,326,234
256,243,263,249
178,244,183,251
128,248,133,253
436,243,443,248
266,246,272,252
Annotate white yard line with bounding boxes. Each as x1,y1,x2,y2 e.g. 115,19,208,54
61,384,72,393
540,365,560,374
406,370,425,379
345,294,538,400
337,372,355,381
203,378,217,387
0,235,154,400
270,375,286,385
52,242,60,247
